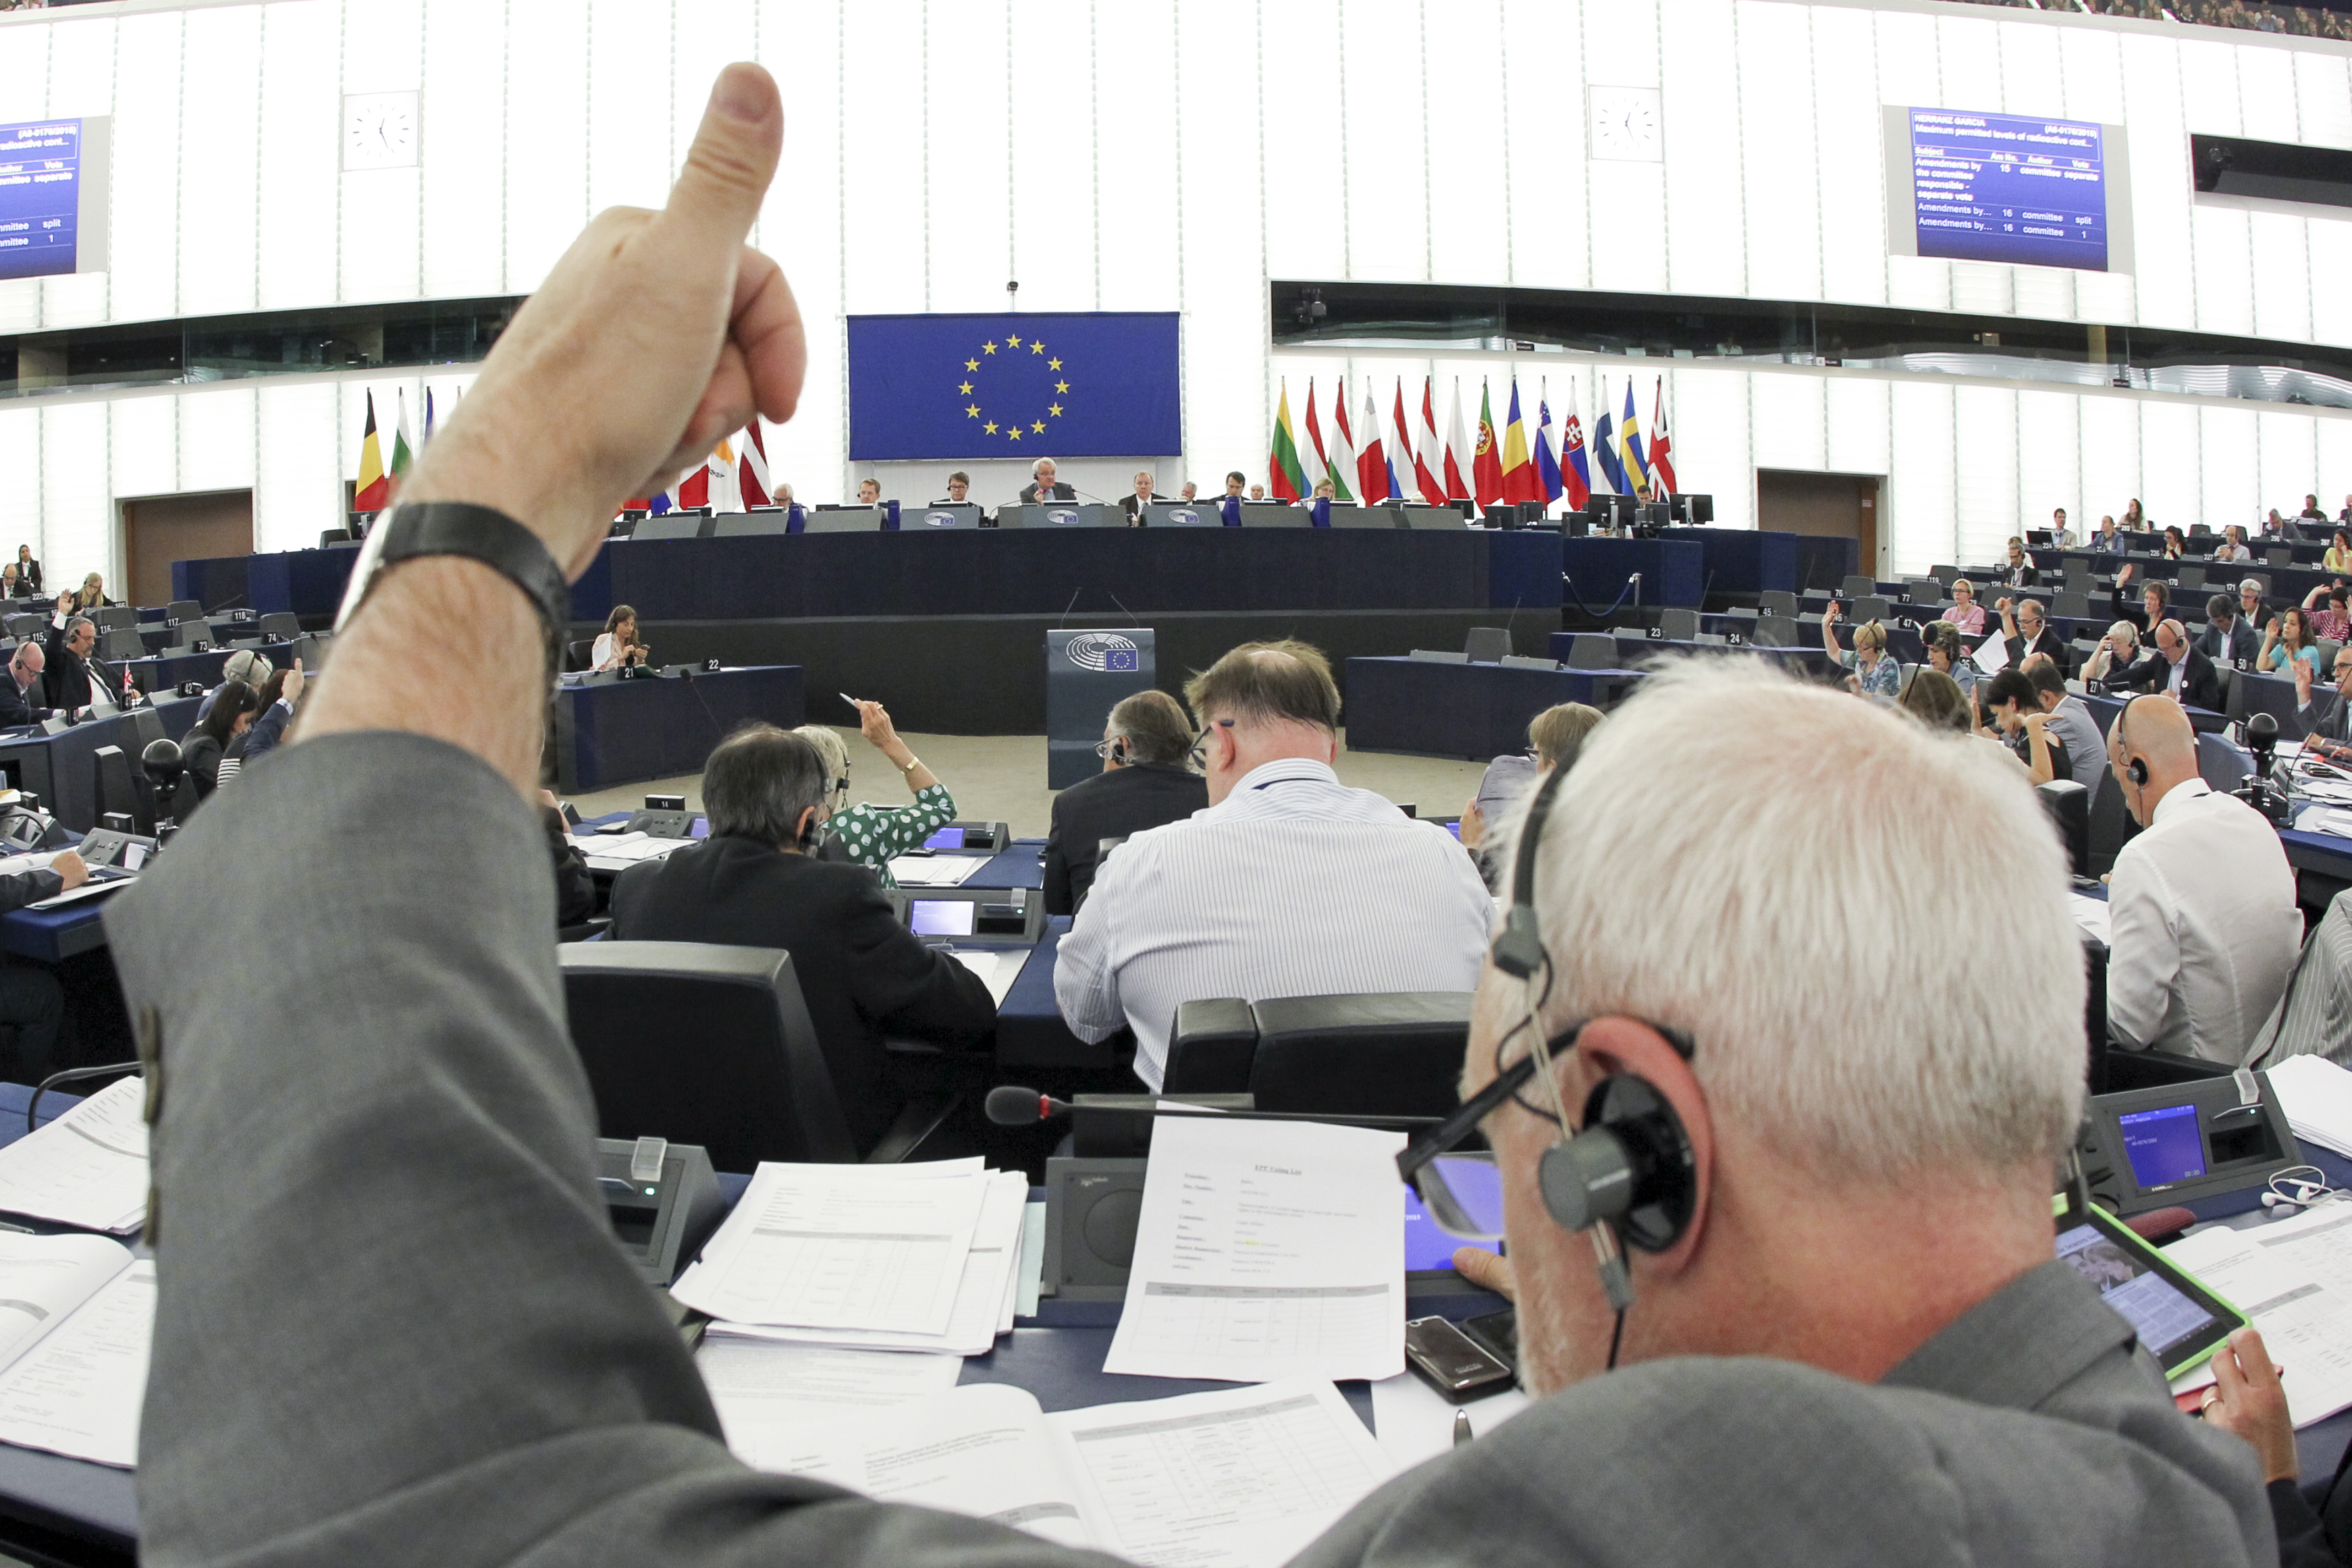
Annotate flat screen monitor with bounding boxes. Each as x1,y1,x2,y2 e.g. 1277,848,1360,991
909,898,977,937
1885,106,2131,274
924,826,967,850
0,117,109,282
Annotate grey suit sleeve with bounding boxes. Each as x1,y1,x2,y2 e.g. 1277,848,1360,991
105,734,1109,1568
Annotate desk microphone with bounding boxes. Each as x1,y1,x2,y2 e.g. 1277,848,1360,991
986,1086,1077,1125
983,1085,1437,1131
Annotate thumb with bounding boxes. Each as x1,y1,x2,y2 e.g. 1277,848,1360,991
658,63,783,253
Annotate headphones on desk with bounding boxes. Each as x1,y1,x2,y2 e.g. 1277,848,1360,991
1495,763,1699,1267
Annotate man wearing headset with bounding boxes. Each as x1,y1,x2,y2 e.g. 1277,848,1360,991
2103,693,2299,1064
1040,688,1206,917
107,65,2279,1568
607,722,994,1155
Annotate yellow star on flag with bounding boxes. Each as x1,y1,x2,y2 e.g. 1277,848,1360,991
965,358,980,371
1054,380,1069,394
1032,421,1046,433
983,421,998,433
1048,358,1063,370
982,343,996,355
966,405,981,417
958,381,973,394
1007,427,1023,441
1048,403,1064,416
1007,334,1023,348
1031,341,1046,354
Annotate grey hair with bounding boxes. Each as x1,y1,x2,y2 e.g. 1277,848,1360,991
792,724,853,809
65,616,93,641
703,724,830,847
220,649,272,688
1500,659,2084,1181
1032,457,1057,477
2241,578,2266,596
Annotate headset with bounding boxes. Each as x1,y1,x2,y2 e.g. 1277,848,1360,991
1495,758,1698,1366
794,803,832,853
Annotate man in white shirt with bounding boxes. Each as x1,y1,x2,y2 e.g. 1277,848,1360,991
2104,694,2299,1061
1054,639,1492,1090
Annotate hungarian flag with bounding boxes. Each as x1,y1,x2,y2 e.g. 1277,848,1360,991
1593,378,1627,494
1649,378,1678,496
389,389,417,485
1499,381,1539,504
1414,380,1446,505
1619,381,1651,496
352,391,390,512
1560,410,1594,510
1268,382,1307,501
1300,379,1331,497
1472,382,1504,507
1356,385,1389,503
1326,386,1357,503
1443,381,1474,503
739,421,776,508
1534,389,1566,506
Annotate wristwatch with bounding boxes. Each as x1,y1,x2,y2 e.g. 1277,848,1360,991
336,502,570,682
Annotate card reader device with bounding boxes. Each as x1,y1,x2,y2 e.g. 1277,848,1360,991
2076,1069,2302,1216
595,1137,725,1286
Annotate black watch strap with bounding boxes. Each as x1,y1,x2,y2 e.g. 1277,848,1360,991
337,502,568,676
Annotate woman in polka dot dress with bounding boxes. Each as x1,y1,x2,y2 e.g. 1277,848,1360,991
793,699,955,890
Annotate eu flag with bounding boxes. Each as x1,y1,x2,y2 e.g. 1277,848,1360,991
847,312,1181,462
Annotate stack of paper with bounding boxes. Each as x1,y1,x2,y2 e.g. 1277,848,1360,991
697,1340,963,1457
0,1076,149,1234
1104,1114,1408,1383
0,1233,153,1467
676,1161,1025,1357
2296,805,2352,840
887,855,986,888
2067,892,2112,946
733,1376,1396,1568
2262,1056,2352,1158
576,832,691,868
2166,1207,2352,1428
945,949,1027,1006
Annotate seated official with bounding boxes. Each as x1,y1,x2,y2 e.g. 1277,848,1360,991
1461,702,1604,887
1982,668,2070,785
2295,644,2352,743
2160,524,2187,560
0,641,49,728
2304,580,2352,643
39,614,95,713
2081,620,2139,686
70,572,114,614
0,846,83,1084
2114,618,2224,711
1117,470,1164,525
1178,481,1198,502
1922,621,1979,698
538,790,595,929
2048,508,2077,549
2239,575,2270,629
2258,607,2323,680
0,565,23,601
1055,639,1491,1091
2022,653,2106,784
1898,668,2025,774
2214,524,2253,564
1821,605,1898,697
1998,536,2038,587
2105,695,2299,1061
793,701,954,890
592,604,650,672
104,70,2278,1568
1996,595,2066,674
1042,689,1208,917
194,649,274,723
608,724,993,1153
933,470,975,505
1940,577,1986,636
1018,456,1075,504
11,546,37,597
180,679,260,798
225,663,304,779
2196,594,2260,667
2093,515,2127,555
854,478,882,506
2110,564,2169,637
2327,530,2352,575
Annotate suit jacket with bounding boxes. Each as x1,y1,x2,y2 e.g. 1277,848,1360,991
179,731,228,796
2302,688,2352,745
610,834,994,1151
15,560,38,595
1018,481,1077,504
2004,626,2068,675
2002,562,2040,587
101,733,2278,1568
0,672,47,728
1042,761,1208,915
2117,645,2226,711
38,627,88,712
238,699,293,768
1117,493,1165,522
540,805,595,928
2196,618,2261,667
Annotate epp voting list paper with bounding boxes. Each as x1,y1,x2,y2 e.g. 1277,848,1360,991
1105,1116,1408,1384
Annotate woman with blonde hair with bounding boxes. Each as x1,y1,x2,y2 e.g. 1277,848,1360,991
1823,604,1898,697
791,699,955,890
2081,620,2139,684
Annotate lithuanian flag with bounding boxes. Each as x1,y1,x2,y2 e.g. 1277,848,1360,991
1268,381,1307,502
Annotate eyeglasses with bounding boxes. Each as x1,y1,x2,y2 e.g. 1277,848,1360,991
1394,1014,1694,1241
1187,718,1234,767
1091,737,1125,761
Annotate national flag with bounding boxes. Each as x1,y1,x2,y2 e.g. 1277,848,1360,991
1443,380,1474,503
389,389,417,491
1534,386,1565,506
352,391,390,512
1593,377,1628,494
1325,386,1357,503
1300,379,1332,497
1649,378,1678,496
647,485,674,515
1620,381,1651,495
1414,380,1446,505
1385,387,1412,503
740,421,776,508
1356,385,1390,503
1268,381,1307,501
1499,381,1539,504
1472,381,1504,507
423,387,437,446
1560,408,1594,510
676,464,710,510
709,435,740,512
676,438,736,512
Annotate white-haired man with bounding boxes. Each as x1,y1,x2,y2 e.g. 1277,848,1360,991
1117,470,1162,525
108,63,2278,1568
1018,456,1075,504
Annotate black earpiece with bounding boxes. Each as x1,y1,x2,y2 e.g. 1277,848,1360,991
2118,694,2151,785
795,807,827,853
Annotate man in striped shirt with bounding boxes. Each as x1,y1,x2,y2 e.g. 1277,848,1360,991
1053,639,1492,1091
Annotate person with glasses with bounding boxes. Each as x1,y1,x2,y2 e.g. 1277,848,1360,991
2296,643,2352,743
1054,639,1490,1092
1042,688,1208,917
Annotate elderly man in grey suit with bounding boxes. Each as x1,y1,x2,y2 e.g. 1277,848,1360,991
107,61,2284,1568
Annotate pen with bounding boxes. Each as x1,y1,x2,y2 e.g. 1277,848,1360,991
840,693,865,710
1451,1409,1472,1449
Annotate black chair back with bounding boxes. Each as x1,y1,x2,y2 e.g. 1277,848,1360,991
164,600,203,624
1759,590,1799,618
90,606,136,631
1658,607,1700,642
1248,993,1472,1118
3,616,41,641
2177,564,2208,591
566,639,596,672
1566,633,1619,670
97,628,144,664
91,745,148,836
2036,779,2090,877
1840,574,1877,599
1462,626,1512,664
1752,615,1798,649
257,612,302,642
558,942,862,1169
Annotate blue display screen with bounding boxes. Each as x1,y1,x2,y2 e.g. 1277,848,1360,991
1910,109,2108,272
689,816,711,839
2119,1103,2207,1189
1404,1185,1483,1271
924,826,966,850
909,899,975,937
0,119,84,281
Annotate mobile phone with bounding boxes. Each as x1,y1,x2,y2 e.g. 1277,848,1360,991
1404,1316,1515,1404
1459,1307,1518,1368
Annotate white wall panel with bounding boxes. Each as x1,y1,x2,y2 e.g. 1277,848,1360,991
2058,26,2125,125
1092,0,1181,313
0,409,39,565
1953,384,2018,566
2201,404,2259,535
1003,0,1094,314
924,0,1013,313
1261,0,1346,284
1812,7,1882,307
2237,44,2301,146
255,381,340,555
179,385,255,497
1658,0,1742,300
502,7,587,294
108,12,182,324
41,402,108,585
751,0,843,495
1667,369,1751,531
2015,389,2079,534
2259,409,2320,518
2189,205,2255,340
256,1,339,313
1999,18,2066,119
674,1,753,198
1889,379,1957,575
2249,210,2314,347
1424,0,1506,290
340,0,423,305
108,397,174,503
2319,418,2352,516
1736,3,1818,305
418,0,505,300
2298,51,2352,148
1505,0,1588,292
1824,377,1891,484
1339,0,1426,284
2137,400,2201,536
2079,393,2141,531
1750,375,1826,474
180,9,263,320
1175,0,1264,479
585,0,672,221
2118,34,2195,333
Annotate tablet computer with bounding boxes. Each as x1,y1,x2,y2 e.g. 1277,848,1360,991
2052,1189,2244,1379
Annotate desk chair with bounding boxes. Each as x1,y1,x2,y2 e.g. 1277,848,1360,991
566,639,596,673
3,616,41,643
91,745,148,837
1852,595,1892,624
1462,626,1512,664
256,612,301,642
1903,579,1943,607
319,529,353,549
2176,564,2207,591
1749,615,1799,649
558,942,955,1169
2195,731,2252,792
163,600,202,625
1658,607,1700,642
1840,574,1877,599
1406,648,1468,664
2268,546,2295,569
2053,591,2092,621
1563,633,1620,670
1759,590,1799,618
1499,653,1562,671
1930,564,1961,590
96,629,143,664
90,607,137,632
2036,779,2090,877
1161,992,1471,1118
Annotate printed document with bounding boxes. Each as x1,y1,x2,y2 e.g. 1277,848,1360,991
945,949,1026,1005
0,1237,151,1467
2262,1057,2352,1160
2166,1205,2352,1427
888,856,986,888
0,1076,149,1234
672,1159,987,1334
743,1377,1395,1568
1104,1115,1406,1382
697,1339,963,1452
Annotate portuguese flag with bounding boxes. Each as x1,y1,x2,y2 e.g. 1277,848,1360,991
1268,381,1307,502
1472,381,1504,508
353,391,390,513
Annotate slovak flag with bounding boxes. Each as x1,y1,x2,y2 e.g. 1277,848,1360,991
1560,412,1594,510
